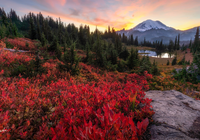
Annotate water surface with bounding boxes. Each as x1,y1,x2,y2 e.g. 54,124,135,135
138,50,174,58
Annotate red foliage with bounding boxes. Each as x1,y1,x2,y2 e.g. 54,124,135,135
0,47,32,67
0,44,154,139
1,38,38,51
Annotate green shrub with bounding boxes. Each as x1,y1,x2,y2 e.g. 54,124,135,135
5,40,14,49
167,60,170,65
172,57,177,65
151,60,160,75
117,59,127,72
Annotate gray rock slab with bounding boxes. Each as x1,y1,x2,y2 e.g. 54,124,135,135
145,90,200,140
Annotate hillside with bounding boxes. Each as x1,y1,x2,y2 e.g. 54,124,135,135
0,38,155,139
0,37,200,139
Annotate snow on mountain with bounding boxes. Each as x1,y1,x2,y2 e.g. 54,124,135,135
131,19,174,32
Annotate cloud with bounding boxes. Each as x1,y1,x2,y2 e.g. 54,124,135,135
70,9,80,16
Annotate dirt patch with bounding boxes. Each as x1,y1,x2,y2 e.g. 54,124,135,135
177,48,193,63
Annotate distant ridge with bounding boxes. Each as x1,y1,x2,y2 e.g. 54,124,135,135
117,20,199,45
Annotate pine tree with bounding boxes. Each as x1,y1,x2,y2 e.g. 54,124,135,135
151,60,159,75
36,18,42,41
41,32,47,47
143,38,146,46
122,33,126,43
167,60,170,65
69,41,80,75
48,36,58,52
194,27,200,52
189,40,192,48
85,41,90,62
119,47,130,61
130,35,134,45
12,23,18,37
138,56,152,74
135,36,138,46
110,49,118,65
168,40,174,52
59,41,80,75
94,35,106,67
177,34,180,50
29,13,37,40
114,36,122,54
2,10,8,27
127,48,139,69
172,56,177,65
0,24,6,39
174,36,177,50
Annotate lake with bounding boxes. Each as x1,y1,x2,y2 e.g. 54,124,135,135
138,50,175,58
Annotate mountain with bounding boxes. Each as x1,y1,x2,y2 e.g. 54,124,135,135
131,19,173,32
117,20,198,45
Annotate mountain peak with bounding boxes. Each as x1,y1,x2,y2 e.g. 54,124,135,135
132,19,173,32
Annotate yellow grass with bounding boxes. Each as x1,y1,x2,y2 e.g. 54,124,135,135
126,45,155,51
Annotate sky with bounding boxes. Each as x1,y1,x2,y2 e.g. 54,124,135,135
1,0,200,32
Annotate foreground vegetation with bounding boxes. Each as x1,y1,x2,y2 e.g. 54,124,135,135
0,41,154,139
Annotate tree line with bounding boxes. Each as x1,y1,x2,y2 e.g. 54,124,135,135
0,7,159,75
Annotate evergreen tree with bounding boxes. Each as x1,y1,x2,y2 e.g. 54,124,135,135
174,36,177,50
48,36,58,52
143,38,146,46
41,32,47,47
0,24,6,39
93,35,106,67
168,40,174,52
151,60,159,75
29,13,37,40
177,34,180,50
114,36,122,54
2,10,8,27
127,48,139,69
85,41,91,62
12,23,18,37
193,27,200,52
119,47,130,61
36,18,42,41
167,60,170,65
138,56,152,74
135,36,138,46
189,40,192,48
60,41,80,75
110,49,118,65
130,35,134,45
172,56,177,65
178,55,185,65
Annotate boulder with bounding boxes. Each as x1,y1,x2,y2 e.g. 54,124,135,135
145,90,200,140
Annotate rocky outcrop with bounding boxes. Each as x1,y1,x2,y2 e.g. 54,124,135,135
145,90,200,140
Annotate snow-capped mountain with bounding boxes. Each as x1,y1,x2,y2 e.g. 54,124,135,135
131,19,174,32
117,19,199,45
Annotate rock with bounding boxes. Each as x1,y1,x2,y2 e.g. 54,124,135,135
145,90,200,140
3,48,30,53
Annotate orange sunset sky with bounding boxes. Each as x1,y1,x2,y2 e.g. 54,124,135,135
1,0,200,32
